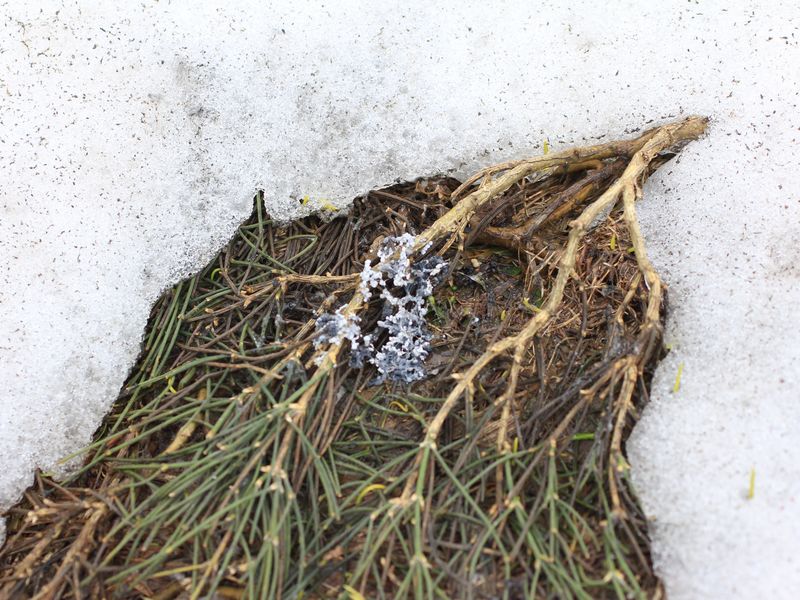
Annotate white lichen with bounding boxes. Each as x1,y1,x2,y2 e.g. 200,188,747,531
313,306,361,349
315,235,447,383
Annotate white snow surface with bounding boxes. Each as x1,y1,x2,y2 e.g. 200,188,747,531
1,1,799,596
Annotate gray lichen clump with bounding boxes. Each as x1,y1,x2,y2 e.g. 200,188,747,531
314,234,447,383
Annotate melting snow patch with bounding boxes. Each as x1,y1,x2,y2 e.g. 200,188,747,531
1,2,800,597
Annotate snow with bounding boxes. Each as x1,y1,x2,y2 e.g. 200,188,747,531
1,1,799,596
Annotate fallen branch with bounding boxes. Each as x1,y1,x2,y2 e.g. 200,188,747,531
395,116,707,504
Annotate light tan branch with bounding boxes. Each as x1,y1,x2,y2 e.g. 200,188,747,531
399,116,707,502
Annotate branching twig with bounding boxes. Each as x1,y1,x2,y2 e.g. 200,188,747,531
395,116,707,502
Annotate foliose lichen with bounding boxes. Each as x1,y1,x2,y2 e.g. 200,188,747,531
314,234,447,383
